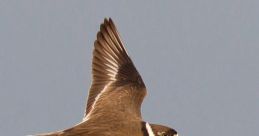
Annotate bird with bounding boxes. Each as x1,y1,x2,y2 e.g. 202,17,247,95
34,18,178,136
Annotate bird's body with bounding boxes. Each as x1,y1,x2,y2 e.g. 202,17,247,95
35,18,178,136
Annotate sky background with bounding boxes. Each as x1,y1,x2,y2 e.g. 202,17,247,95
0,0,259,136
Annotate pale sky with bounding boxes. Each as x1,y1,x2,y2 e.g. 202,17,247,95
0,0,258,135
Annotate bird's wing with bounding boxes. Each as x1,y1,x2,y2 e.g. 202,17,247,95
83,18,146,121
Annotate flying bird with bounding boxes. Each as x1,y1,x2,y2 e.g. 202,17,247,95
34,18,178,136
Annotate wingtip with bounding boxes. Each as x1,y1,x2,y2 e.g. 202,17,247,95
102,17,115,26
108,17,113,22
104,17,109,21
103,17,113,23
108,18,115,27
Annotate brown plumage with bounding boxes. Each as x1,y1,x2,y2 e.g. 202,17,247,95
34,18,178,136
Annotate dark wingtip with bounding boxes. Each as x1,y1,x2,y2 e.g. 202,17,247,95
104,17,109,22
103,17,113,23
108,18,115,27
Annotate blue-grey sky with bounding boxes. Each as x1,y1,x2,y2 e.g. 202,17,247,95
0,0,258,136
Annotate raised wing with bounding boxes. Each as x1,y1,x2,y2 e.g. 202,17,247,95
83,18,146,121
